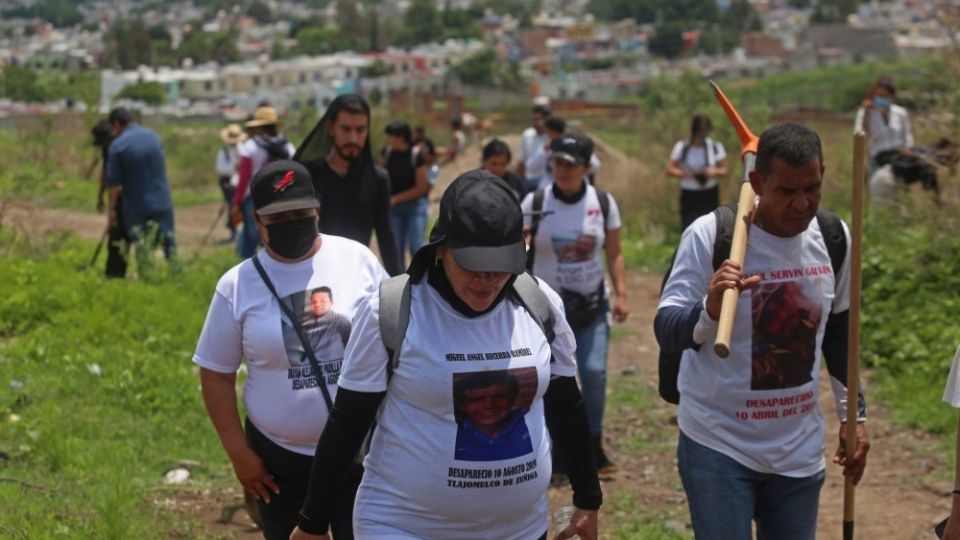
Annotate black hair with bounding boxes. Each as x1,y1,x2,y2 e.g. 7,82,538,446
385,120,413,144
91,119,113,148
531,105,551,117
332,94,371,124
450,117,463,130
874,75,896,96
690,114,712,142
453,371,520,407
545,117,566,134
756,123,824,176
260,125,279,137
414,125,425,135
421,137,436,156
108,107,133,127
482,138,512,162
311,286,333,301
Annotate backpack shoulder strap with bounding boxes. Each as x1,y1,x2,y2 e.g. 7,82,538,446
511,273,555,344
378,274,411,381
526,188,547,272
595,187,610,230
679,142,691,163
815,209,847,289
712,203,738,271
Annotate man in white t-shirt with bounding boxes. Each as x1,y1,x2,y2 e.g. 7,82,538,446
517,104,552,192
655,123,870,539
941,345,960,540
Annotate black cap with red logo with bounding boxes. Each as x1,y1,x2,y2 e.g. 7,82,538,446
251,160,319,216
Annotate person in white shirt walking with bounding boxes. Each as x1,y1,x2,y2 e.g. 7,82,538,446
194,160,387,540
517,104,552,192
290,170,602,540
854,75,914,174
216,124,244,241
666,114,728,230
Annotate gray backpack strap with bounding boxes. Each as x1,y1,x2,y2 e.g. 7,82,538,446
378,274,411,380
511,273,555,344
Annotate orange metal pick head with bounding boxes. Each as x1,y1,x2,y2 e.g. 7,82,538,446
709,80,759,158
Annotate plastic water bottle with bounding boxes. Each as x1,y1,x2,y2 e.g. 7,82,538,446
552,506,580,539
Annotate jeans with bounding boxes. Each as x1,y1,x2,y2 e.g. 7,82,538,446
389,197,427,262
680,186,719,231
236,195,260,259
677,432,825,540
572,304,610,437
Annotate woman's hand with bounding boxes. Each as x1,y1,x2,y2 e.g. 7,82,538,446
289,527,330,540
611,293,629,323
555,507,598,540
230,445,280,503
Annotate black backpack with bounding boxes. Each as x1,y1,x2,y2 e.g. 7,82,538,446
656,204,847,404
256,136,293,163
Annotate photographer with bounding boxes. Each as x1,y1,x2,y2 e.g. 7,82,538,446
666,115,728,230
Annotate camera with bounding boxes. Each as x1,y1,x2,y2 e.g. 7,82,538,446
693,172,709,185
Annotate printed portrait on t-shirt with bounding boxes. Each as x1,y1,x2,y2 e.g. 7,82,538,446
551,233,597,264
281,287,352,392
750,280,823,390
452,368,537,462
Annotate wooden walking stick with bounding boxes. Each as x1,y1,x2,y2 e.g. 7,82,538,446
708,81,759,358
844,131,866,540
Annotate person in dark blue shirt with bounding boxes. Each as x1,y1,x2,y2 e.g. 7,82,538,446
454,370,533,462
106,108,176,270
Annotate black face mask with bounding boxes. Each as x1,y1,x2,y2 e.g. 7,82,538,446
264,216,318,259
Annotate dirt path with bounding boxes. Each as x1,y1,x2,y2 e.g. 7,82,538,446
4,136,952,538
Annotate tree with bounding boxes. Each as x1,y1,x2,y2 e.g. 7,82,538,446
115,81,166,105
0,66,49,102
361,58,394,77
3,0,82,28
295,25,341,55
247,0,273,24
103,20,155,69
648,23,686,59
397,0,440,46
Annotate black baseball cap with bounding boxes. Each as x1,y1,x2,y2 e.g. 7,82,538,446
551,132,593,165
251,160,319,216
426,170,526,274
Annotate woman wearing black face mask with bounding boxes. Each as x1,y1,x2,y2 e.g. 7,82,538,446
666,114,729,230
193,160,388,540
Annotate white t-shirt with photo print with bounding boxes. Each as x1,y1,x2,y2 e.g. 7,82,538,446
521,185,622,298
193,234,388,455
337,277,578,540
669,137,727,191
659,213,852,478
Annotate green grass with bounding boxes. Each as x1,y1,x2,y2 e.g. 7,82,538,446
607,491,691,540
0,233,239,537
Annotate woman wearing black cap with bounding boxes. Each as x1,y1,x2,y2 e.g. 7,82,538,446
194,161,388,540
290,170,602,540
521,132,629,477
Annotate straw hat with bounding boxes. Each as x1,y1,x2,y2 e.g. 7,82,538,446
220,124,244,144
245,106,281,128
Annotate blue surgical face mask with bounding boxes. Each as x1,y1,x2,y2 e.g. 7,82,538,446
873,96,892,109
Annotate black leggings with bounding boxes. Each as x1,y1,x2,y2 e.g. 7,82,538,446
680,186,719,231
245,419,361,540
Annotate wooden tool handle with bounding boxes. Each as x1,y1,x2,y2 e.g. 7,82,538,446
713,179,756,358
843,132,867,540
